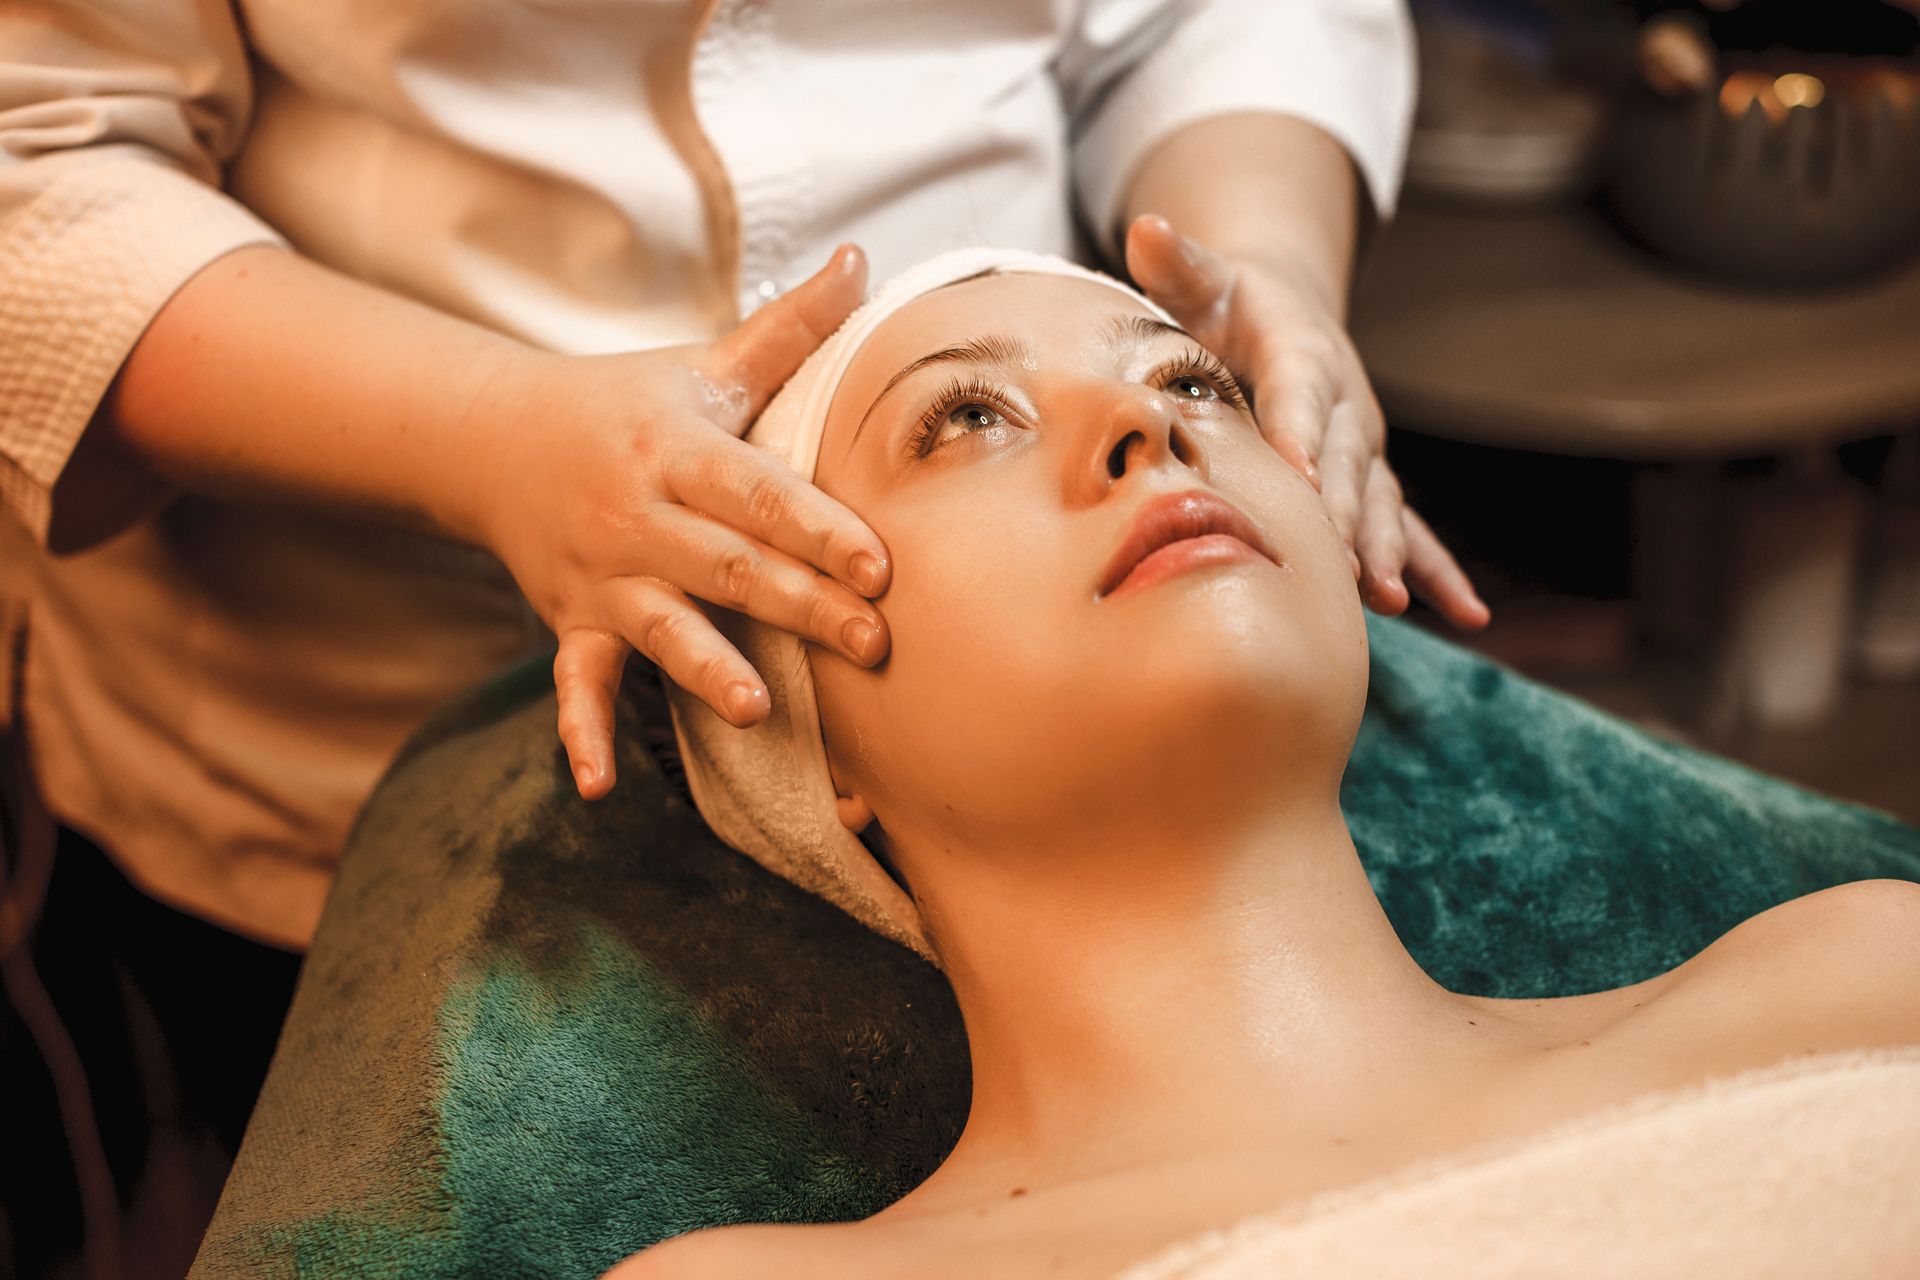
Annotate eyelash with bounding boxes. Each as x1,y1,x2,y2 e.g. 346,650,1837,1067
1147,347,1251,414
904,347,1251,459
907,375,1009,459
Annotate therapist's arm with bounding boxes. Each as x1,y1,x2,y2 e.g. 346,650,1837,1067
86,243,893,796
4,0,886,795
1125,112,1359,325
1118,113,1487,630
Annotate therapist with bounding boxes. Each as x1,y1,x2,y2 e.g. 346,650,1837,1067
2,0,1482,956
0,0,1483,1240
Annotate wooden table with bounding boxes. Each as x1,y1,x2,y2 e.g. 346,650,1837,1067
1350,200,1920,730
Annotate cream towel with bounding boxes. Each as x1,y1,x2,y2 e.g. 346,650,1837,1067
1119,1046,1920,1280
665,248,1172,962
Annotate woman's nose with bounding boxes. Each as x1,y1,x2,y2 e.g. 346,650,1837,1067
1086,384,1204,494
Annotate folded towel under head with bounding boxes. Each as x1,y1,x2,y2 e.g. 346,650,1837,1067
664,248,1173,962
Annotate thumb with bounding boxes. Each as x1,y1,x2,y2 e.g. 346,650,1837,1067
702,244,869,430
1124,214,1233,334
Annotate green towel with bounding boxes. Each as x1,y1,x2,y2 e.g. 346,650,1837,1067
191,617,1920,1278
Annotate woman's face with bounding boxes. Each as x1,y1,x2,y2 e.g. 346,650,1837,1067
809,272,1368,864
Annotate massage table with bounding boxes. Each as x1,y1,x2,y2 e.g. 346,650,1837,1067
188,616,1920,1277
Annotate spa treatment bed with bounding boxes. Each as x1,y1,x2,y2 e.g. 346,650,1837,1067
188,615,1920,1278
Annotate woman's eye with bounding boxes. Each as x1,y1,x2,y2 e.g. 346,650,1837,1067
1167,374,1219,402
933,402,1003,446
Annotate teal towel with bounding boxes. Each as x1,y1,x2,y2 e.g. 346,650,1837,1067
190,617,1920,1278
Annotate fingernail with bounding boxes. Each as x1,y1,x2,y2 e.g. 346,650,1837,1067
1177,233,1203,270
849,550,886,595
725,681,766,723
842,616,884,665
1387,574,1405,595
833,244,867,289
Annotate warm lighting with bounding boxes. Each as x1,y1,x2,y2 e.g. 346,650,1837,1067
1773,73,1825,110
1719,71,1828,123
1719,70,1786,123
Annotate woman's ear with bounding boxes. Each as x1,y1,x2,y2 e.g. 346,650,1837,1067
835,793,875,833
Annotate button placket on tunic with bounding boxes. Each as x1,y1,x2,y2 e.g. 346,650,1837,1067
692,0,816,318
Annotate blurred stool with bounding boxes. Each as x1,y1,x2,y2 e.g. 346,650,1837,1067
1857,431,1920,682
1350,198,1920,733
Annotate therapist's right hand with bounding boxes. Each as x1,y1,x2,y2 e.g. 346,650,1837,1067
474,244,888,801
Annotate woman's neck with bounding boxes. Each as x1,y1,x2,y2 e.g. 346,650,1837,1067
896,800,1506,1206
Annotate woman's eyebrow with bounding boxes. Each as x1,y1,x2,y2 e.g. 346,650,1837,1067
848,333,1032,452
1105,313,1194,347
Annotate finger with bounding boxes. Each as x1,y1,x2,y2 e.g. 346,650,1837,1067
1356,457,1410,616
1254,354,1334,485
1403,507,1491,630
554,630,627,800
665,434,890,596
1122,214,1234,335
1265,426,1320,490
1316,405,1371,570
700,243,870,429
609,576,772,727
1352,382,1389,453
639,503,888,666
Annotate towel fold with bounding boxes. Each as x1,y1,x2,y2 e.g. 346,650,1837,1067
1118,1046,1920,1280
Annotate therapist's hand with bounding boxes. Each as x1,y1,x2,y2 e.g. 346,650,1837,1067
1124,214,1489,631
473,245,889,800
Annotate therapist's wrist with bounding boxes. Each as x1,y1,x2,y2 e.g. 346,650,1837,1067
424,344,572,553
1121,112,1360,321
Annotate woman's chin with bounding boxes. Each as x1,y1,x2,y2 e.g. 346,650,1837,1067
1115,593,1365,750
1130,566,1350,659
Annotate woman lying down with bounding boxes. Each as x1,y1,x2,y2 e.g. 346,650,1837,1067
611,250,1920,1279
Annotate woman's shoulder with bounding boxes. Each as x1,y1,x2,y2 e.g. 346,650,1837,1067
602,1220,878,1280
1479,880,1920,1155
1641,877,1920,1057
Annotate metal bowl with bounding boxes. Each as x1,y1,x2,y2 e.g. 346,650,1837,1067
1608,66,1920,287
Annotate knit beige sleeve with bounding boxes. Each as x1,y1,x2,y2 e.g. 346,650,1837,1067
0,3,286,546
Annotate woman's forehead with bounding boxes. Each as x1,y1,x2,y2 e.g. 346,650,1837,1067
861,272,1150,369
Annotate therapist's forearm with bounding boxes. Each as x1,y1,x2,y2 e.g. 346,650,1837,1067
61,244,547,552
1120,112,1361,319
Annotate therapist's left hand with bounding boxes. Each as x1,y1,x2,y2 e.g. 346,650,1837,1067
1124,214,1489,631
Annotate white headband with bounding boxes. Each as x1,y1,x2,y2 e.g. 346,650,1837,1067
664,247,1174,963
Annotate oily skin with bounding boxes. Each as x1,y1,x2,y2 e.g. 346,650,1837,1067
812,273,1372,865
611,276,1920,1279
800,274,1563,1261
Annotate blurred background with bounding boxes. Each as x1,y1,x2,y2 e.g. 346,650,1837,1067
1375,0,1920,821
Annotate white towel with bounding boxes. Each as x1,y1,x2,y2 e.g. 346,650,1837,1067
1118,1046,1920,1280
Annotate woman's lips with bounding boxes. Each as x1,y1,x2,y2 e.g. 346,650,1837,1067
1097,490,1277,600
